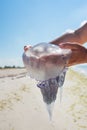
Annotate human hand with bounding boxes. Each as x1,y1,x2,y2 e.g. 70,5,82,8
59,42,87,66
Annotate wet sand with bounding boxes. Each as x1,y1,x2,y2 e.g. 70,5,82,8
0,68,87,130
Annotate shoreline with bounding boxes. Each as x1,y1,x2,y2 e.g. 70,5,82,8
71,64,87,76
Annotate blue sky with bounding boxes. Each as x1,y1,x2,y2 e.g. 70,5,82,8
0,0,87,67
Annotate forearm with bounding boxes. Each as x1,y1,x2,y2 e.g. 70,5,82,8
50,32,82,45
50,22,87,45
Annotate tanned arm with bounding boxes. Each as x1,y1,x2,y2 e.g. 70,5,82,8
50,22,87,45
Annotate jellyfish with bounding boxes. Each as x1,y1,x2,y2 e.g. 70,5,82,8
22,42,71,119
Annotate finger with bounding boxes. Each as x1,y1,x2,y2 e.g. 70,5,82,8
59,42,81,50
24,45,32,52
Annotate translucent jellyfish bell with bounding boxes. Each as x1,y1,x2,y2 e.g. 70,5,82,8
23,42,71,119
23,43,71,81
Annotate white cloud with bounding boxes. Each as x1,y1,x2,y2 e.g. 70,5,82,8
65,29,75,33
80,20,87,27
63,20,87,35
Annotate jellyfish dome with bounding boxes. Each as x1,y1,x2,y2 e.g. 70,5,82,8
23,42,71,81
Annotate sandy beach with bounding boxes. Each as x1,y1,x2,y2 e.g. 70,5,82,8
0,68,87,130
